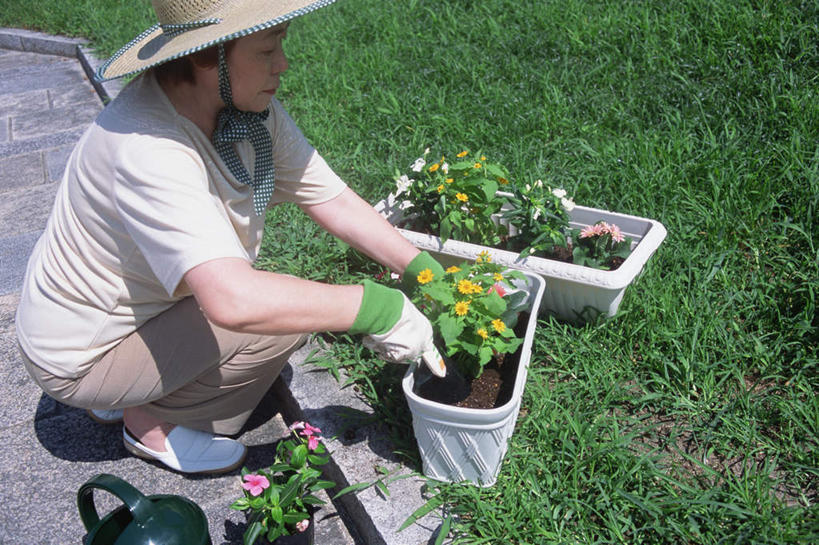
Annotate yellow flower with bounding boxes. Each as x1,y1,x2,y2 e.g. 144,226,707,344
446,266,461,273
437,185,444,193
481,155,486,161
455,193,468,202
445,178,454,184
457,150,469,158
477,328,489,340
428,163,440,172
477,250,492,263
417,268,434,284
474,162,482,169
497,177,509,185
493,273,504,282
471,283,483,294
491,319,506,333
455,300,470,316
458,279,475,294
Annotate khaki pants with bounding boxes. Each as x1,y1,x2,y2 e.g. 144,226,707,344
22,297,307,435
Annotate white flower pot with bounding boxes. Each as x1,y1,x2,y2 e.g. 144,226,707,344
375,194,666,323
401,272,545,487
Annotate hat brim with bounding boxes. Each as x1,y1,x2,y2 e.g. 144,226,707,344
96,0,336,81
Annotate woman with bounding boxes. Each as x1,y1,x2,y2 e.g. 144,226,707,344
15,0,445,474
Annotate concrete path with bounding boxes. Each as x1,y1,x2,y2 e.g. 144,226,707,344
0,28,443,545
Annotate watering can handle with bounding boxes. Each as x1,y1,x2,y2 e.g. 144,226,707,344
77,473,153,532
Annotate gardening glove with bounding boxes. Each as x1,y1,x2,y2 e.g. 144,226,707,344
400,251,445,293
349,280,446,377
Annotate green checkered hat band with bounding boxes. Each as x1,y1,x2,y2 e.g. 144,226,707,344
212,44,275,216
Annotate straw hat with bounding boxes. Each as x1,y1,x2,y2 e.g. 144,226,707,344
96,0,337,81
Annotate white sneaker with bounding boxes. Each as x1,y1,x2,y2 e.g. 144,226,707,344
87,408,124,424
123,426,246,474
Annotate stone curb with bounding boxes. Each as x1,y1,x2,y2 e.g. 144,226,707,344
0,28,123,103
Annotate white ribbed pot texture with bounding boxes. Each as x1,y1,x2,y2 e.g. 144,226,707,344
402,272,545,486
375,194,666,323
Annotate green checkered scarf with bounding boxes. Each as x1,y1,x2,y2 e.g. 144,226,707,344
211,44,275,216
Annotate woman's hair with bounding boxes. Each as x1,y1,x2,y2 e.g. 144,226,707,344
153,40,236,86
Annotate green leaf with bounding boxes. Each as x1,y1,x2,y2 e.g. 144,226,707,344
332,481,374,498
482,291,506,315
290,444,308,469
434,515,452,545
270,505,283,525
481,180,499,201
279,473,302,508
398,494,445,532
244,521,264,545
438,313,464,346
309,480,336,492
230,498,250,510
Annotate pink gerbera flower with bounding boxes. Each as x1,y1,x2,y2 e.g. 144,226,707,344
242,474,270,497
579,225,599,238
605,223,625,243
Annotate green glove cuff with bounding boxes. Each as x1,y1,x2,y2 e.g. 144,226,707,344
349,280,404,335
401,251,445,292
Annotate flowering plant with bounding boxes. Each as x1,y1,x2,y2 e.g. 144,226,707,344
501,179,574,258
230,422,335,545
395,148,510,244
571,221,633,270
410,253,528,378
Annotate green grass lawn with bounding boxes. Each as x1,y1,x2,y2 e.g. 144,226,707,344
4,0,817,542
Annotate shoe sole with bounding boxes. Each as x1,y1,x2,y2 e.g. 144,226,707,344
87,409,123,424
122,430,247,475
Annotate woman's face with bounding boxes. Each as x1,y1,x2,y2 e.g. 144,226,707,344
226,24,289,112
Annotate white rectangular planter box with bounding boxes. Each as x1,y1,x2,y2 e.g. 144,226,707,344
375,194,666,323
402,272,545,487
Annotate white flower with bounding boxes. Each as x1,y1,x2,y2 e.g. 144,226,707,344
535,179,544,188
442,162,449,173
525,183,531,192
533,207,542,220
296,519,310,533
410,157,426,172
395,174,413,193
561,197,575,211
551,188,567,199
423,147,430,156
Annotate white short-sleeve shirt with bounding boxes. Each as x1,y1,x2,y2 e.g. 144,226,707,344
15,72,346,378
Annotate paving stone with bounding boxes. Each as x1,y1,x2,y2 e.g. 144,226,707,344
0,48,59,70
0,88,50,118
0,230,39,296
11,101,100,140
0,151,45,192
49,83,102,109
0,180,58,237
0,126,88,157
45,145,73,182
0,117,6,143
19,32,83,57
0,60,89,96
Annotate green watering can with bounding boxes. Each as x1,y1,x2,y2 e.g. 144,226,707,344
77,474,212,545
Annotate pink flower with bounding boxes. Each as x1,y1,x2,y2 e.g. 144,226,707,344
296,519,310,533
307,436,320,451
242,474,270,497
605,223,625,243
289,421,305,431
487,283,507,297
300,423,322,437
579,225,599,238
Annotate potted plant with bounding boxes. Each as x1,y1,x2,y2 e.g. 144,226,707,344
375,149,667,323
230,422,334,545
400,256,546,486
